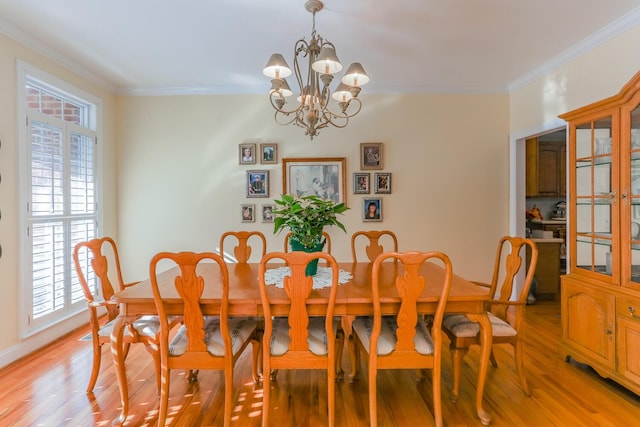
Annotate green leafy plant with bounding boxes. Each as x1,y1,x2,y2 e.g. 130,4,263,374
272,194,349,250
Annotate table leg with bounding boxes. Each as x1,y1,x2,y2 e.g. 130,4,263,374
110,315,130,426
466,312,493,425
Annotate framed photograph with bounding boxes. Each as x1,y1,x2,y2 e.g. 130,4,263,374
241,204,255,223
282,157,347,204
353,172,370,194
360,142,383,170
261,204,274,223
260,143,278,164
374,172,392,194
239,143,257,165
247,170,269,198
363,198,382,222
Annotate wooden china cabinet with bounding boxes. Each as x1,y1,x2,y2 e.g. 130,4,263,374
559,71,640,394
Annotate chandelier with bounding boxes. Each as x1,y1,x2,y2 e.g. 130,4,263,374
262,0,369,140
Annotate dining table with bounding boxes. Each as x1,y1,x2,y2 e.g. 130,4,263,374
110,260,493,425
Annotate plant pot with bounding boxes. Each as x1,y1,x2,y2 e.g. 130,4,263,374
289,238,325,276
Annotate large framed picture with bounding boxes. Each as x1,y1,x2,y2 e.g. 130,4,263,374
282,157,346,204
247,170,269,198
360,142,383,170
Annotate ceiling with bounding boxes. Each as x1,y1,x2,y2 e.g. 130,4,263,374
1,0,640,96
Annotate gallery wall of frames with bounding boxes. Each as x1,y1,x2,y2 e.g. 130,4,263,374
238,141,391,224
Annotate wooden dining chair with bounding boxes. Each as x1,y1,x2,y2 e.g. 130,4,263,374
350,230,398,262
219,230,267,263
258,251,343,427
442,236,538,400
219,230,266,382
283,231,332,254
347,229,399,375
351,251,453,427
73,237,163,394
149,251,258,427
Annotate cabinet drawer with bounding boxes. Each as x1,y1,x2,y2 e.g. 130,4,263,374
617,297,640,321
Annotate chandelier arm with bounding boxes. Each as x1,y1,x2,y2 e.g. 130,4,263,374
293,39,309,93
274,111,299,127
268,93,303,116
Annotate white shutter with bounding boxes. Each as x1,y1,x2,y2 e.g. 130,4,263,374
27,112,97,328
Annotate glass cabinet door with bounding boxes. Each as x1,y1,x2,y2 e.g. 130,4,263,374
574,115,616,280
624,103,640,286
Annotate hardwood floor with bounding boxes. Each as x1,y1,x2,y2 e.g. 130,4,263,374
1,300,639,426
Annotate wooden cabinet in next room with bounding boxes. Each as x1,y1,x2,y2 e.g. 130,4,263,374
526,137,566,197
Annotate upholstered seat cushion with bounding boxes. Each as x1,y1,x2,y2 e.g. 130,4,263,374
169,317,257,357
98,315,162,338
442,312,516,337
269,316,341,356
352,316,435,355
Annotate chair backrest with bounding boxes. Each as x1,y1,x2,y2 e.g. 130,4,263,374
73,237,126,321
370,251,452,355
149,251,232,358
219,231,267,263
258,251,339,356
486,236,538,325
283,231,332,254
351,230,398,262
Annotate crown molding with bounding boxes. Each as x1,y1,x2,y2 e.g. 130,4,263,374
509,6,640,92
0,17,116,93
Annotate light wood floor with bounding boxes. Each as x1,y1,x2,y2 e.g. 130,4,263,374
1,300,639,426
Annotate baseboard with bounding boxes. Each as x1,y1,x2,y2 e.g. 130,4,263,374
0,313,88,369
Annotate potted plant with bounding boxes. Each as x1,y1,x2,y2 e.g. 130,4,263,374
272,193,349,275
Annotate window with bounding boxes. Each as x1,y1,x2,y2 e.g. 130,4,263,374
18,63,102,335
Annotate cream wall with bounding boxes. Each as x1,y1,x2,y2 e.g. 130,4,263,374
0,33,118,357
115,93,509,282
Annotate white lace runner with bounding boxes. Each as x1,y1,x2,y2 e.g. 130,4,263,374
264,266,353,289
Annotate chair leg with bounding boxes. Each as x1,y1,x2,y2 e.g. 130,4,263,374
142,342,161,394
368,359,377,427
449,343,469,403
432,355,443,427
513,340,531,396
224,368,233,427
335,329,345,381
86,340,102,393
187,370,199,383
158,366,171,427
348,335,360,383
262,359,271,427
251,334,262,384
489,348,498,367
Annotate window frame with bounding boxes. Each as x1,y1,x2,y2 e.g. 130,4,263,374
17,61,104,338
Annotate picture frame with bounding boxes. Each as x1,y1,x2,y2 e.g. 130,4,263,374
363,198,382,222
374,172,392,194
246,170,269,198
241,204,255,223
261,204,274,223
282,157,347,204
360,142,383,170
260,143,278,165
353,172,370,194
239,143,257,165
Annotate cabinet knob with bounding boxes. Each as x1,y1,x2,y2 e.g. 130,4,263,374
629,306,640,319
